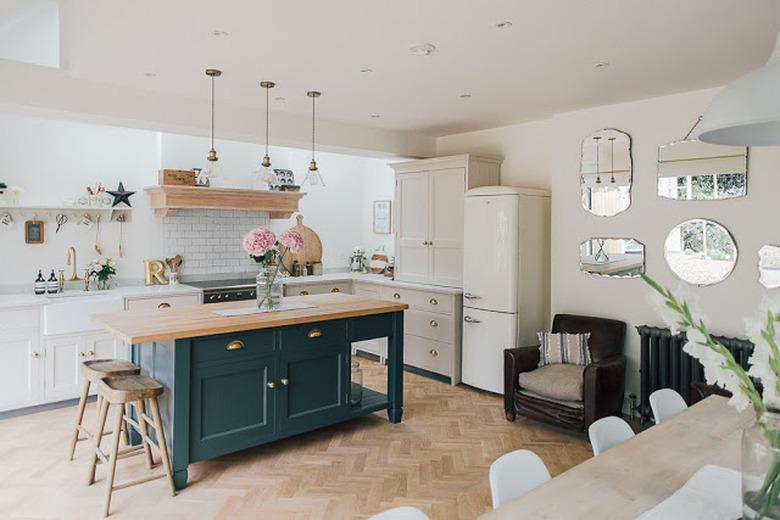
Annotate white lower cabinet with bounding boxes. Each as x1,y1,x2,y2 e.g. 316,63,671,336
0,333,43,412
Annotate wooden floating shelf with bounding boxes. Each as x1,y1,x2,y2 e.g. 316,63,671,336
144,185,306,219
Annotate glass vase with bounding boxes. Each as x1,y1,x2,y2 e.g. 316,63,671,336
743,409,780,519
96,278,111,291
256,263,283,311
350,361,363,406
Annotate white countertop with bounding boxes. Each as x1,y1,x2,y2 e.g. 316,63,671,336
0,283,202,309
280,272,463,295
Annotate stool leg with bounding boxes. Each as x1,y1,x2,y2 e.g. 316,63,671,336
149,397,176,496
103,404,124,518
95,394,104,431
134,399,154,469
122,404,131,446
87,397,110,486
68,378,90,460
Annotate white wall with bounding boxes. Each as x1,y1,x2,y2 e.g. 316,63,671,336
0,113,395,290
437,86,780,402
0,0,60,68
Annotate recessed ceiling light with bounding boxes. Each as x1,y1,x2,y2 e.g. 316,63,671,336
211,29,229,37
143,72,157,77
274,96,285,102
370,114,381,118
594,61,610,68
409,43,436,56
459,93,472,99
494,21,513,29
360,68,374,73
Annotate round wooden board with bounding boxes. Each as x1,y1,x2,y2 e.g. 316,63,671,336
280,214,323,273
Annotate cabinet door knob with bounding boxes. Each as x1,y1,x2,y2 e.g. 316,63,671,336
300,290,309,296
308,328,322,339
421,241,427,246
429,298,438,305
158,302,171,309
79,351,86,358
31,351,40,358
267,381,276,389
429,319,438,328
429,349,439,358
87,350,95,357
281,378,289,386
393,292,401,299
330,287,340,293
226,340,245,351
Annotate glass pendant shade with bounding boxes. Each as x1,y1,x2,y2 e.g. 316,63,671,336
204,156,221,181
699,33,780,146
303,162,325,187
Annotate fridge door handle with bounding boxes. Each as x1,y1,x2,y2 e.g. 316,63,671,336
464,315,482,324
463,292,480,300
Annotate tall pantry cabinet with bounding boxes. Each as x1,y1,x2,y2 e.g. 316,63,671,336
392,155,501,288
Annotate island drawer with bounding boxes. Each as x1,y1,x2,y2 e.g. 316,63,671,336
191,330,276,365
280,320,347,349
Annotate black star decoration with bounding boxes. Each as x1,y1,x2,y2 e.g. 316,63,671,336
107,182,135,208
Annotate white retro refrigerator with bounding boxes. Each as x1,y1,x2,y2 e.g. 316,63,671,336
461,186,551,393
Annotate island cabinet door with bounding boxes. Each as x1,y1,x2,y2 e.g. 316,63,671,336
278,324,350,435
189,354,277,462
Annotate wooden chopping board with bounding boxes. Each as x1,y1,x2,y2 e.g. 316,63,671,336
280,214,323,273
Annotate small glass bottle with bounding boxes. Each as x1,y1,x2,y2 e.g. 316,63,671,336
350,361,363,406
46,270,58,294
34,270,46,295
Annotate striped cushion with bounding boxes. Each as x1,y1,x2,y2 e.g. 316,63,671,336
537,332,591,367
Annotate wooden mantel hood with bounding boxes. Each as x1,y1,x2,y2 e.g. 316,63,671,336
144,185,305,218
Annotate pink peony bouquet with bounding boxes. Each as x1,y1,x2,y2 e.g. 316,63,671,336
242,227,304,267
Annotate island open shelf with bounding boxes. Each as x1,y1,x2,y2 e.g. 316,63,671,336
91,293,407,490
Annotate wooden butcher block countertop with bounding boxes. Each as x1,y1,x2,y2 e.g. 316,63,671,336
91,293,408,344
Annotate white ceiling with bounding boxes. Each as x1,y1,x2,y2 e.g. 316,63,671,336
41,0,780,136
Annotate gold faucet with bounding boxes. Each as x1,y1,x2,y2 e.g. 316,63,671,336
66,247,83,281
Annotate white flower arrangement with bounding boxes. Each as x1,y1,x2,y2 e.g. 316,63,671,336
88,256,117,284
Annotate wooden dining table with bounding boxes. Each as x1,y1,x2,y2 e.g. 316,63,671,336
480,396,754,519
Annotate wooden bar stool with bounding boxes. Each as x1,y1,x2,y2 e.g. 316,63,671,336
68,359,140,461
87,374,176,517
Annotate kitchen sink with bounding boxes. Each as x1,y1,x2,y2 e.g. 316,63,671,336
45,291,110,299
43,293,123,335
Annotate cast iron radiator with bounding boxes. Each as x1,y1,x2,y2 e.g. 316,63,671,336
636,325,754,424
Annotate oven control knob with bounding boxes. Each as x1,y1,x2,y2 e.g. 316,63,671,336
236,292,243,297
250,291,256,297
217,294,223,299
209,295,216,301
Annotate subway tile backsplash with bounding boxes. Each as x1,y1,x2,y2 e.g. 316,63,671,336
163,210,269,277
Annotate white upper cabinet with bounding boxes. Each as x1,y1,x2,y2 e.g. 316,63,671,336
392,155,501,288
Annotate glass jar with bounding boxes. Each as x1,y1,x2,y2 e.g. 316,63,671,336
743,409,780,519
350,361,363,406
256,264,283,310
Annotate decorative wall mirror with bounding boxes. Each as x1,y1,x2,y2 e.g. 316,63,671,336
657,140,748,200
580,128,632,217
579,238,645,278
759,245,780,289
664,219,737,286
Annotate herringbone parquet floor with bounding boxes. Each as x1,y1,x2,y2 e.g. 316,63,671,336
0,360,592,520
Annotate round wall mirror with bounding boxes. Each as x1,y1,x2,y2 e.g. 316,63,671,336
664,219,737,286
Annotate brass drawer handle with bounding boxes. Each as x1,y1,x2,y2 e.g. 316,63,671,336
281,378,289,386
158,302,171,309
226,340,245,351
429,298,438,305
429,349,439,358
308,328,322,339
330,287,340,293
429,319,438,328
31,351,40,359
393,292,401,299
300,290,309,296
267,381,276,389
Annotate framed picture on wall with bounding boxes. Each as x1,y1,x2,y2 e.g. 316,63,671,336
373,200,392,234
25,220,44,244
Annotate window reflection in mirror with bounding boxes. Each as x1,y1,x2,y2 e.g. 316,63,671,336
664,219,737,286
657,140,748,201
580,238,645,278
580,129,632,217
759,245,780,289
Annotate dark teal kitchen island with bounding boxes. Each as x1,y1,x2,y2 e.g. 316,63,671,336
92,293,407,490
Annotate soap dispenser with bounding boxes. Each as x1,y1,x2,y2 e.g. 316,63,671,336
34,270,46,295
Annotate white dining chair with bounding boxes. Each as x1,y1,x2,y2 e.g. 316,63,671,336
588,416,635,456
368,506,430,520
489,449,551,509
649,388,688,424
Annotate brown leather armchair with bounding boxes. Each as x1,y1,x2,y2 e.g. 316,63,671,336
504,314,627,432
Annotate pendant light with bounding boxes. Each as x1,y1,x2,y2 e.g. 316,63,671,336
593,136,602,185
608,136,616,184
255,80,278,189
302,90,325,188
203,68,222,183
699,33,780,146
